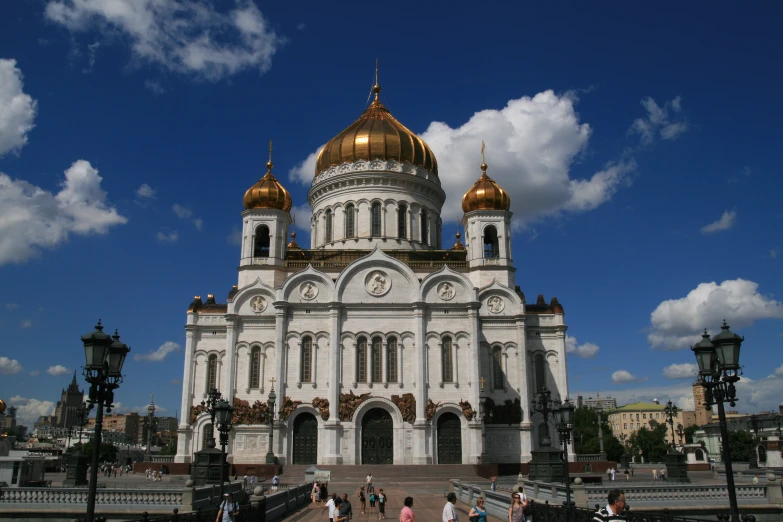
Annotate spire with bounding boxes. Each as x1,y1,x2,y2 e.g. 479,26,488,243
267,140,274,173
480,140,488,175
371,58,382,104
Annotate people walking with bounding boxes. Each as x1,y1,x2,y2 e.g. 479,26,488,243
341,494,353,521
272,474,279,492
624,469,630,482
378,488,387,520
366,472,373,492
652,468,657,481
491,476,497,492
369,486,377,514
400,496,416,522
216,492,239,522
592,489,626,522
443,492,459,522
359,485,367,514
468,496,487,522
610,468,616,481
250,473,256,489
508,492,526,522
323,493,337,522
243,474,248,489
659,467,666,481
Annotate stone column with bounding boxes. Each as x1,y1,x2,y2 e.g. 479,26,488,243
368,338,374,384
555,327,569,398
274,306,288,412
260,351,267,393
468,303,483,462
412,304,429,463
516,318,532,461
382,340,388,386
323,305,343,464
453,340,459,386
224,315,238,402
179,326,196,428
406,208,412,241
382,207,387,237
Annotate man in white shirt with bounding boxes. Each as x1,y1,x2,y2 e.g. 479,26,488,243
366,473,373,491
443,492,459,522
323,493,337,522
592,489,626,522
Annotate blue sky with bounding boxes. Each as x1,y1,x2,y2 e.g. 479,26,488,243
1,1,781,427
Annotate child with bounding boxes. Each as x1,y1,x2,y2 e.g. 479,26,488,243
377,488,387,520
369,486,376,514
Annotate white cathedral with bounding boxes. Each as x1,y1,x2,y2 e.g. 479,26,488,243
175,80,569,466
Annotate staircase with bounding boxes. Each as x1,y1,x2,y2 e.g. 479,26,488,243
280,464,490,484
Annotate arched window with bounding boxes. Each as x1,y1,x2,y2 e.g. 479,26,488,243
420,209,428,245
372,337,383,383
250,347,261,388
325,209,333,243
483,226,499,258
301,336,313,383
371,202,382,237
387,337,398,383
207,354,218,392
357,337,367,382
535,353,546,392
202,424,213,448
397,204,407,239
492,347,504,389
345,204,355,238
442,337,453,383
254,225,270,258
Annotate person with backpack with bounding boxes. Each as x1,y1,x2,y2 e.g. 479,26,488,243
216,492,239,522
378,488,387,520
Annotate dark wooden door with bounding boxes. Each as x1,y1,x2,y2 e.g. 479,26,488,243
292,413,318,464
362,409,393,464
437,412,462,464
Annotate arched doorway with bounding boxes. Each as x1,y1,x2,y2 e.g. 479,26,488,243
758,445,767,464
437,412,462,464
292,413,318,464
362,408,393,464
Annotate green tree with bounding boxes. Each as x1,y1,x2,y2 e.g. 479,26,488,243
629,424,669,462
571,407,624,461
83,441,119,463
727,430,755,462
160,440,178,455
684,424,699,444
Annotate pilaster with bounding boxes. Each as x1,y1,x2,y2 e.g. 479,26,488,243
224,315,238,402
274,304,288,412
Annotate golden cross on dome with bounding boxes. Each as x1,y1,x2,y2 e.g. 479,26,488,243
480,141,488,174
479,376,487,391
267,140,274,172
269,377,276,390
372,58,382,101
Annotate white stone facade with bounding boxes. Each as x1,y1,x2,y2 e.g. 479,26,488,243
176,159,569,466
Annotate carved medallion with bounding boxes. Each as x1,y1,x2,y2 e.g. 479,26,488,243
487,296,505,313
300,281,318,300
249,295,267,313
365,270,390,296
437,282,455,301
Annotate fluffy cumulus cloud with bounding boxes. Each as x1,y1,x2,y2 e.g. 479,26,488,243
0,356,23,374
648,278,783,350
663,363,698,379
565,335,600,359
629,96,688,145
46,364,71,376
173,203,202,229
0,160,127,265
700,210,737,234
0,59,37,156
9,395,56,426
134,341,180,362
290,92,637,226
29,369,40,376
45,0,283,81
611,370,647,384
156,230,178,243
136,183,156,199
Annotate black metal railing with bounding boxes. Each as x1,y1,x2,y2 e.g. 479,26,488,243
282,248,467,269
126,499,266,522
528,501,757,522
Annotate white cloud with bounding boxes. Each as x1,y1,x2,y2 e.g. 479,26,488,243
611,369,647,384
5,303,19,310
629,96,688,145
0,356,23,375
700,210,736,234
9,395,56,426
46,364,71,376
226,227,242,246
648,278,783,350
172,203,192,218
291,91,636,227
136,183,156,199
0,160,127,265
144,79,166,94
19,319,32,329
663,363,698,379
133,341,180,362
770,248,779,259
82,41,100,73
775,364,783,377
0,59,37,156
194,218,203,231
45,0,283,82
156,231,178,243
565,335,600,359
29,369,40,376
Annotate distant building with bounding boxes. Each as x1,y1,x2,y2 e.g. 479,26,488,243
692,383,713,426
576,395,617,411
608,401,696,445
694,410,782,463
2,406,18,431
33,416,57,432
87,412,139,444
53,374,84,428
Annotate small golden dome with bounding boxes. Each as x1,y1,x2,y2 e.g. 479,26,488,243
451,231,466,251
243,142,293,212
287,230,301,249
315,75,438,177
461,161,511,212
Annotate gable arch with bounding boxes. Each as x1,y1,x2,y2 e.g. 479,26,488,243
419,265,475,303
228,278,276,315
334,246,419,302
279,265,336,303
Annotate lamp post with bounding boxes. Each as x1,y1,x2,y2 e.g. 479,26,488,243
691,321,744,522
531,387,556,446
595,403,606,460
201,388,223,449
554,398,575,518
265,385,276,464
214,399,234,499
144,394,156,462
81,321,130,522
663,400,680,447
529,387,566,483
677,423,685,446
749,414,760,469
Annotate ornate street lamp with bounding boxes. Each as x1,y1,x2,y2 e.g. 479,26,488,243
748,414,760,469
81,321,130,522
201,388,223,449
554,398,575,518
677,423,685,446
691,321,744,522
595,403,606,460
662,399,688,482
214,399,234,499
144,394,156,462
529,387,566,483
265,385,277,464
531,387,556,446
663,400,680,447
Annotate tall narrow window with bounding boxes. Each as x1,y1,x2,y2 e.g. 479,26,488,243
202,424,213,448
387,337,398,383
254,225,270,257
420,209,428,245
535,353,546,392
397,204,407,239
442,337,453,383
325,209,333,243
207,355,218,392
250,347,261,388
301,336,313,383
371,202,382,237
357,337,367,382
345,204,355,238
484,226,499,258
493,347,504,389
372,337,383,383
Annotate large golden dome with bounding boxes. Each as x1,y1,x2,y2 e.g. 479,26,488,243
243,150,293,211
462,160,511,213
315,83,438,177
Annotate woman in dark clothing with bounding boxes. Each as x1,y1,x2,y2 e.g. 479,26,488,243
358,485,367,514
